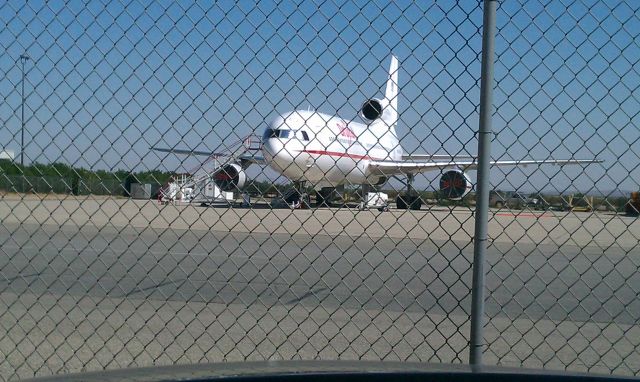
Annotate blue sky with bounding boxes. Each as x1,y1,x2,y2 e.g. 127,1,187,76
0,1,638,195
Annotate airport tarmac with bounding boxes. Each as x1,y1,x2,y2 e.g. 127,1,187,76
0,197,639,379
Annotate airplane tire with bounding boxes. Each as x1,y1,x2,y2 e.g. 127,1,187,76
397,194,421,210
315,191,326,207
316,188,334,207
409,196,422,211
396,195,407,210
301,193,311,209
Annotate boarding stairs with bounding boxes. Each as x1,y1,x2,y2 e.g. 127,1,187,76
159,134,261,204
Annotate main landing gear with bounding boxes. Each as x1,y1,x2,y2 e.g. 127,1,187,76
315,186,344,208
396,173,422,210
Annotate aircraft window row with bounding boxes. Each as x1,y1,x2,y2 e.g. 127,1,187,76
263,128,310,141
263,129,291,139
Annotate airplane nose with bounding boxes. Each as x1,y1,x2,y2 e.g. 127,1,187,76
262,138,287,163
261,138,276,161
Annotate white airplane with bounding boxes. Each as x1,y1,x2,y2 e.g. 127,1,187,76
155,55,600,209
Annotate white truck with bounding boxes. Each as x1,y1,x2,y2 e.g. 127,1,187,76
359,192,389,211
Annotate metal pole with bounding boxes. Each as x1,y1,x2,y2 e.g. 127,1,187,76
470,0,497,366
20,54,29,167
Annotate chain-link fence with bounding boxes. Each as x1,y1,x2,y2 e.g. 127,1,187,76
0,1,638,380
485,0,640,373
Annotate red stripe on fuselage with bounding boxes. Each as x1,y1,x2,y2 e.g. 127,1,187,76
297,149,382,161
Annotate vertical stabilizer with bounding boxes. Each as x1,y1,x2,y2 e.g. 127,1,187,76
385,55,399,120
380,55,399,136
360,55,401,158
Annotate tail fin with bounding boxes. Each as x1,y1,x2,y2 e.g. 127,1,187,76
382,55,399,134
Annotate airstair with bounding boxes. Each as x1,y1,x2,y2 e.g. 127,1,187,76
159,134,261,205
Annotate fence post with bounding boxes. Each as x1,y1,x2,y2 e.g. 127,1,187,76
470,0,497,366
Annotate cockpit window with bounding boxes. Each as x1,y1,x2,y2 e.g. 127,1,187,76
263,129,291,139
263,128,276,139
300,131,309,141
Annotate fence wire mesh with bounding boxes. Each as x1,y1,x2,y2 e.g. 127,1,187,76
485,0,640,374
0,1,638,380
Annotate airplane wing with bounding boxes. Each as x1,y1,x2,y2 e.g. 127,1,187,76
402,154,476,161
369,158,602,176
151,147,227,157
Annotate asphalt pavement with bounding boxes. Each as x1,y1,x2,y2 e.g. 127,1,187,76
1,223,638,325
0,198,638,379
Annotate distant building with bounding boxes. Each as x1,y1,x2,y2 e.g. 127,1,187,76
0,149,15,160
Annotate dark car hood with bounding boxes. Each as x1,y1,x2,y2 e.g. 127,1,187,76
23,360,637,382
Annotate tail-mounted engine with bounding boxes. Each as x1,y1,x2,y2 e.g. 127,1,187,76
213,163,247,192
439,169,472,200
360,98,384,122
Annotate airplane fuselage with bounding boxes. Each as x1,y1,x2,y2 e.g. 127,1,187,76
261,110,402,189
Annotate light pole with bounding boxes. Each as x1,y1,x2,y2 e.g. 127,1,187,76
20,54,30,166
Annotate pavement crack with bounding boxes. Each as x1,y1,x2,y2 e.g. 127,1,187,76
123,278,186,297
1,271,44,284
286,287,328,305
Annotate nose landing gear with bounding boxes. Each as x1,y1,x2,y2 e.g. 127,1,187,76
284,181,311,209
